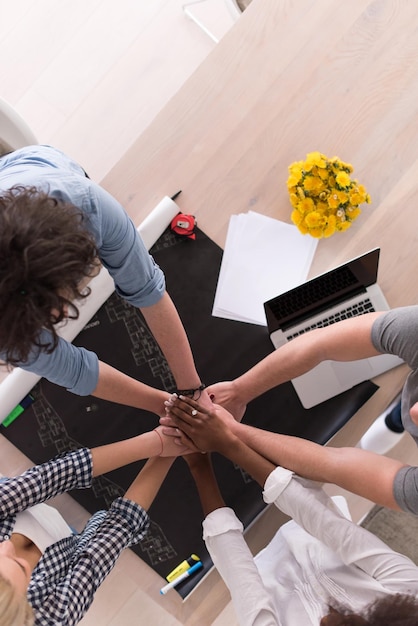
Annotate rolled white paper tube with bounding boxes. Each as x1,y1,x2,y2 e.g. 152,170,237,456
0,196,180,423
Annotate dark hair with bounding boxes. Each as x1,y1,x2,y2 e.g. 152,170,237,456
322,594,418,626
0,185,99,365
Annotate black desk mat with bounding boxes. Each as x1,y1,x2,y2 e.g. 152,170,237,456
1,227,377,597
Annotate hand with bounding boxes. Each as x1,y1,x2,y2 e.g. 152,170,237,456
205,381,247,422
161,395,237,453
154,426,194,457
196,388,215,410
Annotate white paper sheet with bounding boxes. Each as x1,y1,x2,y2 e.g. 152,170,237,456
0,196,181,423
212,211,317,325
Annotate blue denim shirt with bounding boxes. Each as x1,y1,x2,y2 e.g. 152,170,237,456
0,145,165,394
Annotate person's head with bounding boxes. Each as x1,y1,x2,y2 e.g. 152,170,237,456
0,185,100,365
320,594,418,626
0,541,33,626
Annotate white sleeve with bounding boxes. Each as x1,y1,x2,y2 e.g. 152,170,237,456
263,468,418,594
203,508,279,626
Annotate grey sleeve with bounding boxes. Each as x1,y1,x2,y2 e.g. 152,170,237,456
371,306,418,369
393,466,418,514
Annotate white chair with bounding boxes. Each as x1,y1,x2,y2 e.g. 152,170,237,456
0,96,38,155
182,0,246,43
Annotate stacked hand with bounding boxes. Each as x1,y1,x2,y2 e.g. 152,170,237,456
160,394,237,454
206,381,247,422
154,426,193,457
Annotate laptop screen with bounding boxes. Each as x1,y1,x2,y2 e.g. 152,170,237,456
264,248,380,332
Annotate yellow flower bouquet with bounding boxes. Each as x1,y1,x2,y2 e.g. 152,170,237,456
288,151,371,238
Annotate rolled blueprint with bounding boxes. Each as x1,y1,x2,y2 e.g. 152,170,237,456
0,196,180,423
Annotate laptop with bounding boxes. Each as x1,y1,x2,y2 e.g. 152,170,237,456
264,248,403,408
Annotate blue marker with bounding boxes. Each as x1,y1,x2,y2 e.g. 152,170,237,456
159,561,203,595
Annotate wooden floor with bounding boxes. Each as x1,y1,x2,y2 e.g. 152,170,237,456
1,2,418,624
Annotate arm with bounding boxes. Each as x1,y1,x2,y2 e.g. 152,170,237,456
186,454,279,626
140,292,201,390
162,396,406,510
0,428,188,517
265,469,418,592
124,455,174,510
140,292,212,409
90,185,212,408
233,421,406,510
184,453,226,515
20,335,170,416
37,456,175,626
92,360,169,415
207,312,382,418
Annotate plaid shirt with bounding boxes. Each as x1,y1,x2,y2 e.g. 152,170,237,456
0,448,149,625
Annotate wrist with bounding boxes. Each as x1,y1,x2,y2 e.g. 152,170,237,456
215,432,241,457
153,429,164,456
175,383,206,400
233,376,252,405
187,454,212,474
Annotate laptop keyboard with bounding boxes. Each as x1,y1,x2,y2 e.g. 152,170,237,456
287,298,375,341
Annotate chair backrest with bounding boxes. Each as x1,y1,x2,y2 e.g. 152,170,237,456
224,0,242,20
0,97,38,155
224,0,253,19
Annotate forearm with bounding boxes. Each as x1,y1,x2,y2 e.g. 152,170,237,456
92,360,169,415
91,430,163,477
187,455,226,516
216,435,276,489
233,313,382,404
0,449,92,515
125,456,175,510
234,422,405,509
140,292,201,389
266,472,418,589
204,510,279,626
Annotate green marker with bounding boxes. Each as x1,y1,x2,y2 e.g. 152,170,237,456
2,394,34,427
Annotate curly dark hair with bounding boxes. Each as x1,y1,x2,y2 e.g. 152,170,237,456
0,185,99,365
321,594,418,626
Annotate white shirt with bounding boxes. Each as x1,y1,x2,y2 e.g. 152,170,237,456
203,468,418,626
13,502,73,553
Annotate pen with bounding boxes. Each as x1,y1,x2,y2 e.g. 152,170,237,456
160,561,203,595
171,190,182,201
166,553,200,582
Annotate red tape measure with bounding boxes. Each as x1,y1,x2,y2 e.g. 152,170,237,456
170,213,197,240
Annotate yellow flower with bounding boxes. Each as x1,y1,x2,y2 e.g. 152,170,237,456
289,192,299,208
307,227,324,238
317,167,329,181
346,206,361,220
287,152,370,238
303,175,325,193
335,171,351,188
336,220,351,232
305,151,327,170
316,201,329,214
287,169,303,187
291,209,303,226
297,197,315,214
305,211,324,229
297,220,309,235
323,214,337,237
327,191,342,209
